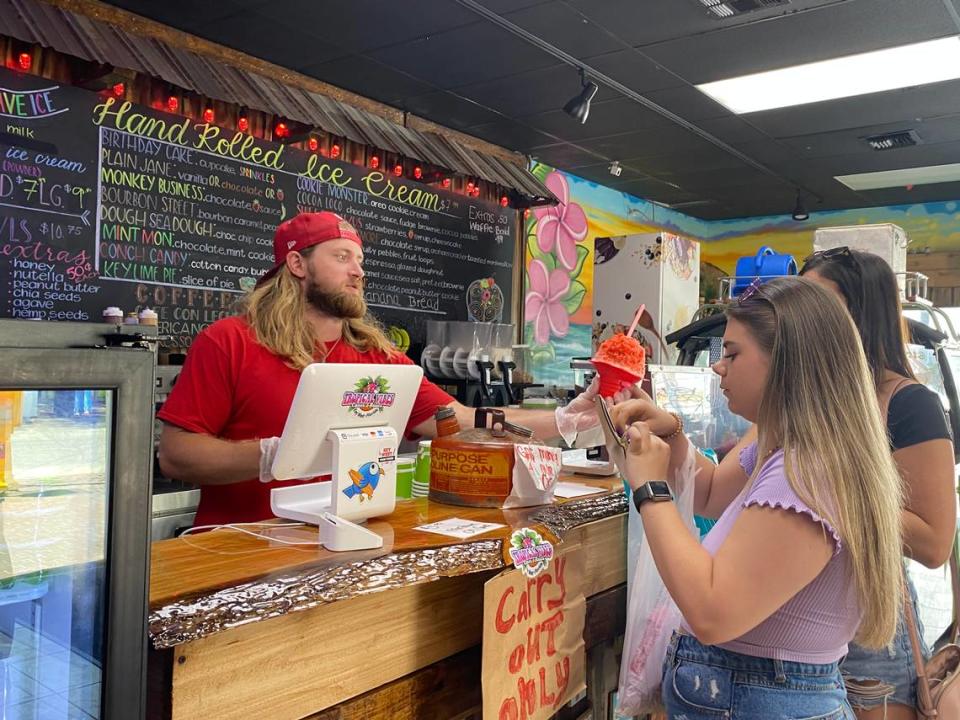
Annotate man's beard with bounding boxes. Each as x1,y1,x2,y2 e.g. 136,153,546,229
305,277,367,319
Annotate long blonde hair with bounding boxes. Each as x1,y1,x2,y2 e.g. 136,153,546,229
237,265,395,370
727,277,903,649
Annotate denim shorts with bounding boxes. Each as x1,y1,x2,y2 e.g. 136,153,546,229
661,631,855,719
840,580,929,711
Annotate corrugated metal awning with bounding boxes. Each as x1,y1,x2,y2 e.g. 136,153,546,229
0,0,558,205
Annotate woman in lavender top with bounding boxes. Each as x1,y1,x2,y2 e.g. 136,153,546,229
610,277,904,719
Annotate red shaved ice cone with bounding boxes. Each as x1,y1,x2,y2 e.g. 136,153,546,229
592,333,646,397
592,359,642,397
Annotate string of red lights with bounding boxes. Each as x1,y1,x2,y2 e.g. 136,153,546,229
4,39,516,209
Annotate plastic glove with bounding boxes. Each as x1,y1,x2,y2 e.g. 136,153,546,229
554,376,601,446
259,436,281,483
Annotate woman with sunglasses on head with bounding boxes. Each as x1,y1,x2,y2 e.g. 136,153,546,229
609,276,904,719
800,248,956,720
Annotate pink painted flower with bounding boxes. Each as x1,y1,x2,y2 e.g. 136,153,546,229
533,171,588,271
525,259,570,345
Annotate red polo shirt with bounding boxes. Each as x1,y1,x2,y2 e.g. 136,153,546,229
157,316,452,526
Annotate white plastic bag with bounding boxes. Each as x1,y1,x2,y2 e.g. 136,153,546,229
616,444,698,716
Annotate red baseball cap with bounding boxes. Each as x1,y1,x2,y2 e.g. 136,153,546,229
257,211,362,286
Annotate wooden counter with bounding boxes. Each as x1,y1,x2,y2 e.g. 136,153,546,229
148,475,629,720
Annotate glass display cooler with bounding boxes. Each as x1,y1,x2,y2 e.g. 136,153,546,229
0,319,154,719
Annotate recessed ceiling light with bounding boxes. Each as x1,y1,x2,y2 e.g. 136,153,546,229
835,162,960,191
697,36,960,113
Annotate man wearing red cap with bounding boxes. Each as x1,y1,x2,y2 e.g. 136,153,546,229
158,212,599,526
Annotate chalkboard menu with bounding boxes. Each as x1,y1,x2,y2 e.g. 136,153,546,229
0,68,516,352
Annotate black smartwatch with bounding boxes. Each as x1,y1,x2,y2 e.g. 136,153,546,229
632,481,673,512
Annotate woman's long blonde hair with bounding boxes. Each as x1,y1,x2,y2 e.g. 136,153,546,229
236,263,394,370
727,277,903,649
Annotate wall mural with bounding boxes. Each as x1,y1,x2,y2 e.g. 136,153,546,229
693,201,960,279
522,163,704,385
523,162,960,385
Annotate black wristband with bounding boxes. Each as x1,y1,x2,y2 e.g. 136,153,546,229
632,481,673,512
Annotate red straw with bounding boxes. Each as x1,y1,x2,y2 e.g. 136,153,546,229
626,303,646,339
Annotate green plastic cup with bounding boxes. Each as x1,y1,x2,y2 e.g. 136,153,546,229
396,456,416,499
413,440,431,498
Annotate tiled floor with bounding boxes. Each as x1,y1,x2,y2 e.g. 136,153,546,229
0,624,101,719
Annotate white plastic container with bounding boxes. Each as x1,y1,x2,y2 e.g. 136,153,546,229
813,224,909,290
593,231,701,364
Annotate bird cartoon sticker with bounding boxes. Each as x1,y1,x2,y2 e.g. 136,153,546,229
343,461,383,501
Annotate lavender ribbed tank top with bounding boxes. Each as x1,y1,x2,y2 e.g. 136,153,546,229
681,443,861,664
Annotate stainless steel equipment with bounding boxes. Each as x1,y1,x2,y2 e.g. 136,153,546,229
151,488,200,539
151,364,199,537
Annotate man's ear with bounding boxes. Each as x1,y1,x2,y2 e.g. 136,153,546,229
285,251,308,280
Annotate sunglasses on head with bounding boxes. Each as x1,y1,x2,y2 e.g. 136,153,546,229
802,245,854,268
736,277,763,306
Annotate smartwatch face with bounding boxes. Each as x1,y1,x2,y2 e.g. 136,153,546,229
647,481,671,497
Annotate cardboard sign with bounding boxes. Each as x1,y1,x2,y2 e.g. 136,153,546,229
482,545,586,720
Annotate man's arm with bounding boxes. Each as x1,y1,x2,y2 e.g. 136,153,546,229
158,423,262,486
410,401,562,442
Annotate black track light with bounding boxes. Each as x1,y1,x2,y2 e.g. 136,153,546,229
792,191,809,221
563,69,598,125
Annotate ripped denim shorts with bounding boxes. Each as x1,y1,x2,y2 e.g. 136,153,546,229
840,579,929,711
661,631,855,719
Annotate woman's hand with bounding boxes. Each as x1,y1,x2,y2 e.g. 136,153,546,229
623,421,671,490
611,382,652,405
609,394,678,438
